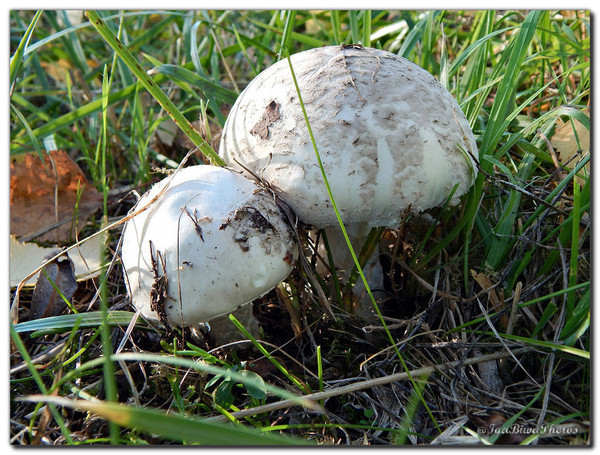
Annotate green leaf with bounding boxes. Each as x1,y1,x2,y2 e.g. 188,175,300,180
214,381,235,408
239,370,268,400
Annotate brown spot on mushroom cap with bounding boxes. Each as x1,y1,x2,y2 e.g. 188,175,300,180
249,100,281,139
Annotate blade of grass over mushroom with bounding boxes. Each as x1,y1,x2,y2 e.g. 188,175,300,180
24,396,311,445
84,10,224,166
284,51,382,323
285,51,442,435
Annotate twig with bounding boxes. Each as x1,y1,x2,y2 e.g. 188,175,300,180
206,347,532,423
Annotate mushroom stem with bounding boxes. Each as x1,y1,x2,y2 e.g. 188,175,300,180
315,223,386,318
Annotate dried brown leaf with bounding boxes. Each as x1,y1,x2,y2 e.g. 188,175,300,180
10,150,102,243
30,253,78,320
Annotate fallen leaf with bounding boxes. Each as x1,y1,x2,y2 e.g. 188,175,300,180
551,114,590,185
10,150,102,243
9,234,107,287
30,253,78,320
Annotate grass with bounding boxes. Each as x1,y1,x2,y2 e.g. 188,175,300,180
9,9,590,445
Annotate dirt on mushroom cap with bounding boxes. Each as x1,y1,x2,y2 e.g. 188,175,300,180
219,45,478,229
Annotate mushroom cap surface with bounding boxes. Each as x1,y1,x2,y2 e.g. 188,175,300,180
121,165,298,326
219,45,478,229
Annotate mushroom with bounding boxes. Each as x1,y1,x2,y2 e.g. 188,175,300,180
219,45,478,316
121,165,298,330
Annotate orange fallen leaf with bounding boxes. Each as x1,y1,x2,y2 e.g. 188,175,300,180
10,150,102,243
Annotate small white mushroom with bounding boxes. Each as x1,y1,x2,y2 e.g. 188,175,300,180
121,165,298,329
219,45,478,317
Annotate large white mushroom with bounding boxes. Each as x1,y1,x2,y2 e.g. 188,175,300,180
219,45,478,316
121,165,298,331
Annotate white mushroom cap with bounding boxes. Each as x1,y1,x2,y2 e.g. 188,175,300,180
121,165,298,326
219,45,478,229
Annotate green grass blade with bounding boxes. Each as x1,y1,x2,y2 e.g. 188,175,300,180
494,333,589,360
13,311,142,336
279,10,296,54
484,152,536,270
10,103,45,162
149,63,238,104
567,177,582,313
560,288,590,346
245,15,325,49
362,11,372,47
348,11,360,44
329,10,341,44
10,10,43,93
24,396,311,445
10,84,136,155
